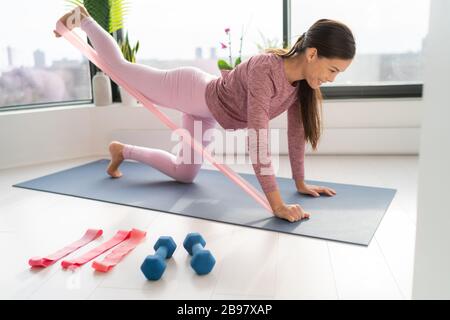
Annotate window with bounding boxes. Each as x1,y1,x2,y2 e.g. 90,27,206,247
124,0,282,75
1,1,427,111
291,0,430,87
0,1,92,111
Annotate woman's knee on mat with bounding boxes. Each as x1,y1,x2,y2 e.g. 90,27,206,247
174,164,201,183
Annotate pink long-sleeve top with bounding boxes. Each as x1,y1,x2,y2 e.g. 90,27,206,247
204,52,306,194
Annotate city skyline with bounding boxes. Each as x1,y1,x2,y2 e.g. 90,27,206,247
2,45,222,70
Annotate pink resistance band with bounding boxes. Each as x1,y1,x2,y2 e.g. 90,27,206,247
92,228,146,273
54,20,272,213
29,229,103,268
61,230,130,269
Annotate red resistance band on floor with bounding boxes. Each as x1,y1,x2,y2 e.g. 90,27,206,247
92,228,146,273
54,19,272,213
28,229,103,268
61,230,130,270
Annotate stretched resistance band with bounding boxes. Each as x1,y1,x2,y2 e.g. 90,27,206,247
61,230,130,269
54,20,272,213
29,229,103,268
92,228,146,273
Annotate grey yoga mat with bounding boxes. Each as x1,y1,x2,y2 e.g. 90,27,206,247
13,159,396,246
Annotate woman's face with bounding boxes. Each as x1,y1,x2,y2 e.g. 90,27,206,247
304,48,353,89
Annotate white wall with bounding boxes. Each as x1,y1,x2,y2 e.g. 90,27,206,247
412,0,450,300
0,97,421,170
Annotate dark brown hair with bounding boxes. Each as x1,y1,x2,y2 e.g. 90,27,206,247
266,19,355,150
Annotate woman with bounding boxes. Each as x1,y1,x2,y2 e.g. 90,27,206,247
55,6,355,223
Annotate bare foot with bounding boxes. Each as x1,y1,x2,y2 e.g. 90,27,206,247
54,5,90,37
107,141,125,178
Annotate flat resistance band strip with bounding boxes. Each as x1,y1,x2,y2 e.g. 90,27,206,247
54,20,272,213
28,229,103,268
92,228,146,273
61,230,130,269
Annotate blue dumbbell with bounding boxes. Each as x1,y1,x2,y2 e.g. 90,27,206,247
141,236,177,280
183,233,216,275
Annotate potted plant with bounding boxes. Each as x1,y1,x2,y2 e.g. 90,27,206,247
217,25,281,75
217,26,245,76
118,31,140,106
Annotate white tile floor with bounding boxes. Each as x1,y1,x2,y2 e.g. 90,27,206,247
0,155,418,300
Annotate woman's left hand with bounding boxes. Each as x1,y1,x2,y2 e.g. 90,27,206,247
297,182,336,197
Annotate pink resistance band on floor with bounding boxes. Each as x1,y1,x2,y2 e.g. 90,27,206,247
54,20,272,213
92,229,146,273
29,229,103,268
61,230,130,269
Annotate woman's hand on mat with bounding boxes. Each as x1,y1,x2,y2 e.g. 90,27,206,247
296,182,336,197
272,203,310,223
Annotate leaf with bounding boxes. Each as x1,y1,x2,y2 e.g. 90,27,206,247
234,57,242,67
127,43,132,61
217,59,232,70
108,0,129,33
65,0,83,8
80,0,110,32
134,40,140,54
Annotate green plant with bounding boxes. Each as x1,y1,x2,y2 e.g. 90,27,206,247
217,26,245,71
65,0,130,34
118,31,140,63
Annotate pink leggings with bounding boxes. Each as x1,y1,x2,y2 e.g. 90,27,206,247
81,17,219,183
